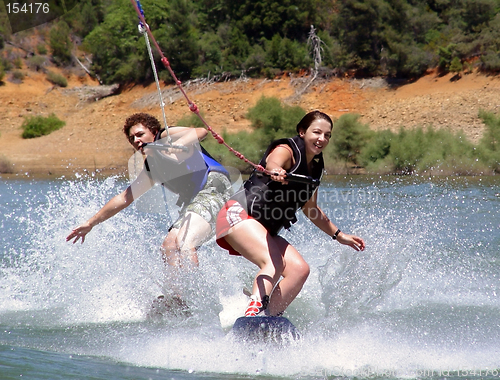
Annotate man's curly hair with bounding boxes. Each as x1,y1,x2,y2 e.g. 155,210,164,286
123,113,162,144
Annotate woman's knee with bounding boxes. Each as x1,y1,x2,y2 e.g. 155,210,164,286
287,258,310,283
300,262,311,281
261,258,285,282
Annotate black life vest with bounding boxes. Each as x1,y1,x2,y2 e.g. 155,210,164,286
144,129,229,207
234,135,324,235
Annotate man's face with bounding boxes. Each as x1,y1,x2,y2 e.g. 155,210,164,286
128,123,156,151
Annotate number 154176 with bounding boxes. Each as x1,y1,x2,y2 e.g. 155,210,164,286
6,3,50,14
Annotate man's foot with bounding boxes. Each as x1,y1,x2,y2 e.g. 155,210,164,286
244,295,269,317
148,294,192,319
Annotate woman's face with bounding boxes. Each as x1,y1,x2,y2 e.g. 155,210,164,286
299,118,332,158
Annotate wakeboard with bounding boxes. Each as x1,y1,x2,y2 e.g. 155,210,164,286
232,316,300,343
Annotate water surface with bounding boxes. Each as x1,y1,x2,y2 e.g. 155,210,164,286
1,175,499,379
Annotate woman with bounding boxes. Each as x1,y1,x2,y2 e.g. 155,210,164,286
216,110,365,317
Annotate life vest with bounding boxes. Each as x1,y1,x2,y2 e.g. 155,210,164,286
233,135,324,235
144,129,229,207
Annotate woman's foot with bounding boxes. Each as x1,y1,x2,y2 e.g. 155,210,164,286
244,295,269,317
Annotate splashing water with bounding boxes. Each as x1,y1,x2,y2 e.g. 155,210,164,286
1,175,499,378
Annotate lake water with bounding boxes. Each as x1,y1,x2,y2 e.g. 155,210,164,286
1,174,499,379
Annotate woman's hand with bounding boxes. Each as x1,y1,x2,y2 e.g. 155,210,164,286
337,232,366,251
269,167,289,184
66,222,93,244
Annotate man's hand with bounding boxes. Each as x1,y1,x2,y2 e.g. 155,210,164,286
66,223,93,244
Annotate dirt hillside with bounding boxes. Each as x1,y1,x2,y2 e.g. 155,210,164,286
1,68,499,177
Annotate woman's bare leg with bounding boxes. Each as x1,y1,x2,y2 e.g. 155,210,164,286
223,219,309,315
224,220,283,298
267,246,310,315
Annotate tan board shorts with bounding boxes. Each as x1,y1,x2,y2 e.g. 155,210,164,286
170,171,234,241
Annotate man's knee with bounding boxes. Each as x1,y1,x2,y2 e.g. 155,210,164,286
161,230,178,253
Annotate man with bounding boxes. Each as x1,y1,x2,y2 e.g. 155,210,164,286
67,113,233,314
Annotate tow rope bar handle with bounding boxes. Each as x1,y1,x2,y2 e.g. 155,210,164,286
142,142,189,152
268,172,319,185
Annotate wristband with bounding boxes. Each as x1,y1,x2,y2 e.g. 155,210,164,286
332,229,341,240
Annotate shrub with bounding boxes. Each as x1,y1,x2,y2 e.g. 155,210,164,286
176,113,207,129
27,55,46,71
329,113,372,165
0,57,12,72
46,70,68,87
416,128,477,173
13,57,23,69
480,51,500,72
246,96,283,131
246,96,305,136
359,129,395,167
37,44,48,55
21,113,66,139
0,155,14,174
478,110,500,172
11,70,25,82
358,125,490,175
438,43,456,72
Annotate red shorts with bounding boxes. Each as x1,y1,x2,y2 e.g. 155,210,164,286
215,200,254,256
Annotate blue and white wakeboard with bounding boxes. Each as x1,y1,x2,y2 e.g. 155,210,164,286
232,316,300,343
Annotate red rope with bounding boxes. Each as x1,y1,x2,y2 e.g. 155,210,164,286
129,0,267,175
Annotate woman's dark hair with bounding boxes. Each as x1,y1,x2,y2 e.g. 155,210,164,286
123,113,162,141
296,110,333,134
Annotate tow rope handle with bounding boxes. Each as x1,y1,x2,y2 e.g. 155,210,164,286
142,142,189,152
266,172,319,185
285,173,319,185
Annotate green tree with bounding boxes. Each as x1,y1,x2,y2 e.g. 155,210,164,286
83,1,145,84
219,25,251,73
157,0,199,81
263,34,309,72
438,43,456,72
333,0,383,74
50,20,72,66
223,0,318,42
193,31,223,77
449,56,463,74
463,0,497,33
84,0,198,84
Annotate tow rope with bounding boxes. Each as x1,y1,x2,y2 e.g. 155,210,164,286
130,0,269,175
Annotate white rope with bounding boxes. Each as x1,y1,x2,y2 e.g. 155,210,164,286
138,23,173,224
138,24,172,144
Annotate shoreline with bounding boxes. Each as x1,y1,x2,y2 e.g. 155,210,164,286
1,71,499,177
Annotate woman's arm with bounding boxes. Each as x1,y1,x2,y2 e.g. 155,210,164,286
265,144,294,183
66,169,153,244
302,191,365,251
